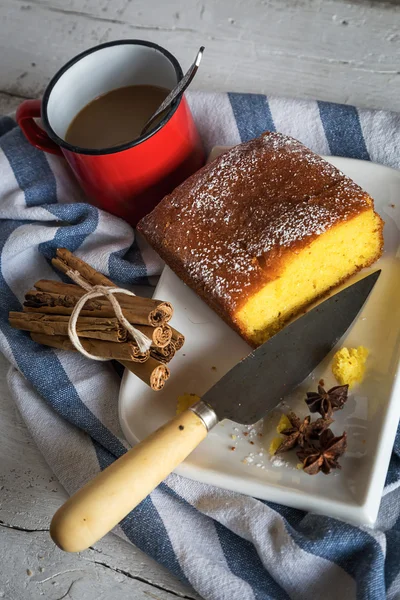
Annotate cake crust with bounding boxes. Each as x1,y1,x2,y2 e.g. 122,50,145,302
138,132,383,344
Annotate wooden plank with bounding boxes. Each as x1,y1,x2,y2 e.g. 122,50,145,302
21,0,399,69
0,528,198,599
0,91,25,115
0,0,399,111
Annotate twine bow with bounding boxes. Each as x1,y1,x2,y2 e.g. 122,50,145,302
66,269,152,360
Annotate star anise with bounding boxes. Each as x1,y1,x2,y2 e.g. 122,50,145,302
305,384,349,419
296,429,347,475
306,416,334,440
277,412,332,453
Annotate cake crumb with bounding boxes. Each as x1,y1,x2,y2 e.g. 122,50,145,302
176,393,200,415
276,414,291,433
332,346,369,388
269,437,283,456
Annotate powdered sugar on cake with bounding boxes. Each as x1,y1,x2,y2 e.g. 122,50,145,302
138,132,371,312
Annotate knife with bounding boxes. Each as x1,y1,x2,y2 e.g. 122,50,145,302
50,270,380,552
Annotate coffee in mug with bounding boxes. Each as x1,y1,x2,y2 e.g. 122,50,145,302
65,84,169,149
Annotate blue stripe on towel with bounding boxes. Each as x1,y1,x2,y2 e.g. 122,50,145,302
214,521,290,600
385,455,400,488
122,496,190,587
109,243,148,285
385,524,400,591
0,116,17,136
93,442,190,585
317,102,370,160
282,513,385,599
228,93,276,141
38,203,99,263
0,127,58,206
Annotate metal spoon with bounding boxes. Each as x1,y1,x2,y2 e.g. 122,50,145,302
140,46,205,137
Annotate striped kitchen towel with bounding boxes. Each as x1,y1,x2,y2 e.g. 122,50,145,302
0,93,400,600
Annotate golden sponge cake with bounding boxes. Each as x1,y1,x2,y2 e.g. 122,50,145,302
138,132,383,346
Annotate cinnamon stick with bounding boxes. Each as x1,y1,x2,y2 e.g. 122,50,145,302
35,280,182,344
134,324,172,348
30,332,149,362
24,289,171,327
9,312,127,342
35,280,87,296
51,249,173,324
171,328,185,350
52,248,115,288
120,358,170,391
35,280,151,308
150,342,176,364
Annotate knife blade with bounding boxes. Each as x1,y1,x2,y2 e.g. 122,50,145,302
50,269,380,553
201,270,380,425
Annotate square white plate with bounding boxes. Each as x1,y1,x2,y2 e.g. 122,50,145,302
119,152,400,525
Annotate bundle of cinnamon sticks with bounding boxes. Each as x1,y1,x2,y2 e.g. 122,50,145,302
9,248,185,391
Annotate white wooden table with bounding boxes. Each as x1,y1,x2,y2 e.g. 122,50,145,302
0,1,399,598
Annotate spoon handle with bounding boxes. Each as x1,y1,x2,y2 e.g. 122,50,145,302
140,46,205,137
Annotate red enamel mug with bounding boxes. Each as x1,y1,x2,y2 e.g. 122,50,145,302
17,40,205,226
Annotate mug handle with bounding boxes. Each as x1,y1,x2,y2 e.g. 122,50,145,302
16,99,63,156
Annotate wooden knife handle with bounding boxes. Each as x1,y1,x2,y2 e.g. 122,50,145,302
50,407,209,552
